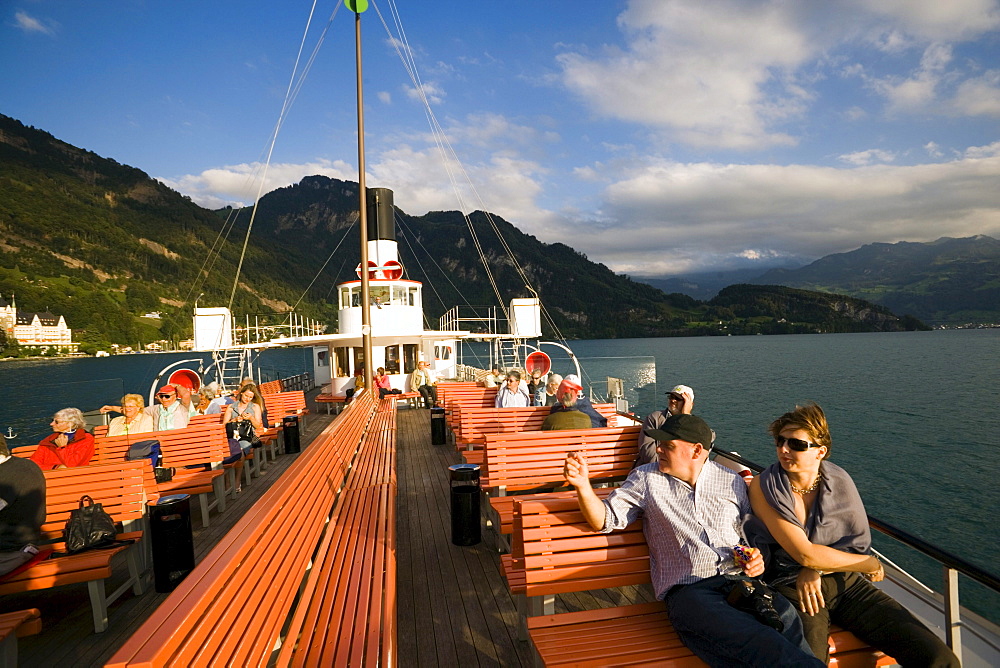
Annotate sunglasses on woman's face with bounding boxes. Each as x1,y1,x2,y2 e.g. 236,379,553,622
774,436,820,452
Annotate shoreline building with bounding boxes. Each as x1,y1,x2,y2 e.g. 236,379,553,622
0,295,79,353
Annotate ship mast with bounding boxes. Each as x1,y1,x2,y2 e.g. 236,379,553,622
351,0,373,392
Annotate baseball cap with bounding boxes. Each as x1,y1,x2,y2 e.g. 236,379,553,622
560,374,583,393
666,384,694,402
645,414,713,447
157,385,176,395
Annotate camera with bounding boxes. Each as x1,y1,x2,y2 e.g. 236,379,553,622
728,579,784,632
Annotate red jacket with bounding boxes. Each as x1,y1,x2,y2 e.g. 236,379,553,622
30,429,95,470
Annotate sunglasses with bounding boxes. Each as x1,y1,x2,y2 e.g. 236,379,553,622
158,393,175,399
668,394,684,402
774,435,820,452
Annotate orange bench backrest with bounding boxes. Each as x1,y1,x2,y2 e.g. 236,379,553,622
94,423,230,467
513,494,649,595
40,460,159,541
483,425,641,489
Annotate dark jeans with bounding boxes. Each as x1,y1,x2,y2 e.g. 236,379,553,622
378,388,401,398
416,384,437,408
665,575,825,668
773,571,959,667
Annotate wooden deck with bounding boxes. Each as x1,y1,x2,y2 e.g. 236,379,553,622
4,403,654,667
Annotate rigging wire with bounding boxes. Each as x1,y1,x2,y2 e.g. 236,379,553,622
226,1,343,312
375,0,576,353
289,218,358,311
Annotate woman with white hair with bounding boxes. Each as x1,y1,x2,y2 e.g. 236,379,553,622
30,407,94,470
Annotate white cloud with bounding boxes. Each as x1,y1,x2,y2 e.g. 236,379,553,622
924,141,943,158
377,91,392,104
404,82,445,105
14,11,55,35
157,159,355,210
839,149,897,166
870,43,952,113
557,0,814,150
853,0,1000,42
950,70,1000,116
556,150,1000,276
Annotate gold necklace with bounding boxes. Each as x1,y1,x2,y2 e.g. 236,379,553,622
790,474,822,495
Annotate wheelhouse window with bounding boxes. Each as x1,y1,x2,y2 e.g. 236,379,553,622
334,347,349,377
385,345,401,374
403,344,418,374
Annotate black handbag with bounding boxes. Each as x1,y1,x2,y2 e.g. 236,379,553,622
154,466,175,483
63,495,118,554
228,419,264,449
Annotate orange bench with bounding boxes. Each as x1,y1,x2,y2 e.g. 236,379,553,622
93,424,231,528
456,403,620,461
106,392,391,666
315,392,349,414
276,395,397,664
511,496,895,667
257,379,284,395
437,384,498,433
262,390,310,449
0,608,42,664
0,462,157,633
481,425,641,547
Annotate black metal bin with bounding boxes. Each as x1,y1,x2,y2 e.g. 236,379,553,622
148,493,195,593
449,463,481,546
431,406,447,445
282,414,301,454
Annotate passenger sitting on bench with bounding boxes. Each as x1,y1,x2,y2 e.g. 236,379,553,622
564,414,824,667
374,368,401,398
549,374,606,427
30,407,95,470
746,403,959,667
409,361,438,408
0,434,45,577
541,377,591,430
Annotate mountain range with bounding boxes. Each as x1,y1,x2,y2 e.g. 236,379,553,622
0,113,931,352
640,236,1000,326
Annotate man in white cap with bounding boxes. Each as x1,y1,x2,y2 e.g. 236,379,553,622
635,384,695,467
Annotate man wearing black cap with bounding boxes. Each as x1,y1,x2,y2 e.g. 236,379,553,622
564,414,822,667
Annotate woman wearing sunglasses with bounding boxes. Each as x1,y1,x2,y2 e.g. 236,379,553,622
746,403,957,667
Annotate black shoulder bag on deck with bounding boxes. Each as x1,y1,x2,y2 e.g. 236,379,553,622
63,495,119,554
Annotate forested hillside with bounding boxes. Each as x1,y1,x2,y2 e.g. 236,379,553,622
754,236,1000,325
0,113,925,353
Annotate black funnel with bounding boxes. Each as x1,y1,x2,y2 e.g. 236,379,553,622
366,188,395,241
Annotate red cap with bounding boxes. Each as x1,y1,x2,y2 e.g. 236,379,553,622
157,385,176,394
558,378,582,395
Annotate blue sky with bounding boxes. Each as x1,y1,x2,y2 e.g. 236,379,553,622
4,0,1000,278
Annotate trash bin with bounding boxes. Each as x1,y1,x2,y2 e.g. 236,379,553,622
282,415,301,454
148,494,195,593
431,406,447,445
449,463,481,546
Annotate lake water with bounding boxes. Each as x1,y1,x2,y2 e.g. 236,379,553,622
463,329,1000,621
2,330,998,620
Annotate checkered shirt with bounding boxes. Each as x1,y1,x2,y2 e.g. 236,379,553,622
601,461,749,599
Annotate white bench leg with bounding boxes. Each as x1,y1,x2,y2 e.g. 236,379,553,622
212,476,227,513
127,546,146,596
87,580,109,633
199,493,211,528
0,634,19,668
